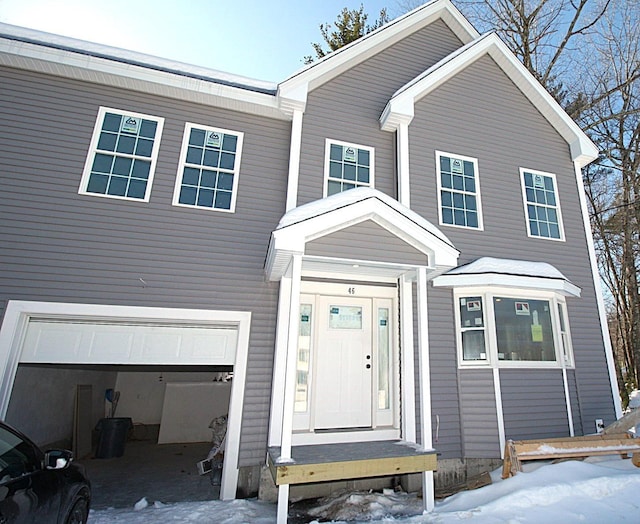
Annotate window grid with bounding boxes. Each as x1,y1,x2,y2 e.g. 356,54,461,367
174,124,243,212
437,152,482,229
81,108,163,201
521,169,563,240
325,141,373,196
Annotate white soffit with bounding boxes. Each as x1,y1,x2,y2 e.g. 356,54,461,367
0,24,286,121
380,33,598,167
432,256,581,297
277,0,478,108
265,188,459,281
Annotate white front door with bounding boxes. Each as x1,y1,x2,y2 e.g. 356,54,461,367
313,296,372,430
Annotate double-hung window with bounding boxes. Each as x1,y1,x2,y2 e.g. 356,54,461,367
436,151,483,229
325,140,374,196
80,107,164,202
173,124,244,212
520,168,564,240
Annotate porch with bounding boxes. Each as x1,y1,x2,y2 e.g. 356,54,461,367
267,440,437,486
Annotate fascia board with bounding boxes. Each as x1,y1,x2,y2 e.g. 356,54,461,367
381,33,598,166
432,272,581,297
278,0,478,103
0,38,287,121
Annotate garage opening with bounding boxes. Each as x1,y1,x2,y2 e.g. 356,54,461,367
5,363,232,508
0,301,252,506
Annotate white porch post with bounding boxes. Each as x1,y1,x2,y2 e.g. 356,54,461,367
268,274,293,446
277,254,302,524
400,273,417,442
416,266,435,512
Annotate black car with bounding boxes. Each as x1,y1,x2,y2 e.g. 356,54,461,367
0,421,90,523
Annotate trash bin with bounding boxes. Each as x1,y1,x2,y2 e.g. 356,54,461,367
95,417,132,458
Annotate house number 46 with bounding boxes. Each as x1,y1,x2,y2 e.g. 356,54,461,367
348,287,356,295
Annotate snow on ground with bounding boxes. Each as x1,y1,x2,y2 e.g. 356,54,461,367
629,389,640,410
87,456,640,523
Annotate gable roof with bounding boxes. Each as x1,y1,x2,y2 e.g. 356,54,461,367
380,32,598,167
277,0,479,113
265,188,459,281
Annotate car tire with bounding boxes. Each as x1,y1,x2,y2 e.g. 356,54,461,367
64,497,89,524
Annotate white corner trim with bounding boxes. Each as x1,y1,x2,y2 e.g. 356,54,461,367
400,275,417,442
572,162,623,419
397,122,411,207
0,300,252,501
562,368,575,437
285,110,304,211
493,368,506,458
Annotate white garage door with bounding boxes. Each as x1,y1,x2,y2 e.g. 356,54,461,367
21,319,239,365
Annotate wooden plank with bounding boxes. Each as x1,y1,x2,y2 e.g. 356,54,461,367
602,409,640,435
272,453,437,485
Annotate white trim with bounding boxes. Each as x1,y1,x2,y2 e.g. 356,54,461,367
279,255,303,461
285,109,304,211
172,123,244,213
397,122,411,207
292,428,400,446
572,161,623,418
323,139,375,197
400,275,417,442
0,300,251,501
519,167,565,241
0,34,286,121
380,33,598,167
493,368,506,458
562,368,575,437
78,106,164,203
416,267,435,513
435,151,484,230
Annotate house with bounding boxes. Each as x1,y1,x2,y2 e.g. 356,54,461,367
0,0,621,521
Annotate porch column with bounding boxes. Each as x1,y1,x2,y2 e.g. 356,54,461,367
416,266,435,512
277,254,302,524
400,273,416,442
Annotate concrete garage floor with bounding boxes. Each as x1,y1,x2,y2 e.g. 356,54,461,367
78,439,220,509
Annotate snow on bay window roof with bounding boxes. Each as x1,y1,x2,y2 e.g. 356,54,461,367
433,256,581,297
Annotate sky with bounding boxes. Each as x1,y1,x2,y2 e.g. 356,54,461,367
86,455,640,523
0,0,396,82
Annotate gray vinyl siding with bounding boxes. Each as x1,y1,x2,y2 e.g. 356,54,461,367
297,20,464,206
408,55,616,434
500,369,571,440
0,65,290,467
306,220,428,265
458,369,500,458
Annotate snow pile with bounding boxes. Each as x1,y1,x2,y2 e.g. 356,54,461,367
307,488,422,521
87,457,640,523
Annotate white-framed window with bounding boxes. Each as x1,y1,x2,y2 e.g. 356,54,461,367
436,151,483,229
324,139,374,196
173,123,244,212
520,168,565,240
454,288,574,368
79,107,164,202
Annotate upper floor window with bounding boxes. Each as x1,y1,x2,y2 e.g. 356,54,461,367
79,107,164,202
325,140,374,196
173,124,244,212
520,168,564,240
436,151,483,229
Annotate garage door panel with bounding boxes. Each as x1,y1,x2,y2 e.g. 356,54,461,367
21,321,238,365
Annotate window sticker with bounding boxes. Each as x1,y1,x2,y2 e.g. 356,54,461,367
467,300,481,312
121,116,140,134
329,306,362,329
451,158,463,174
515,302,530,315
533,174,545,189
343,146,356,162
206,131,222,148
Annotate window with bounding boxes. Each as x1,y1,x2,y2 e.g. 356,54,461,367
173,124,243,212
455,290,573,367
80,107,164,201
520,168,564,240
325,140,374,196
436,151,483,229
